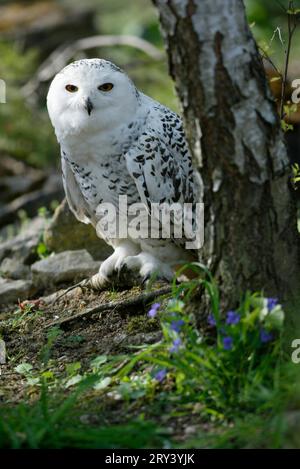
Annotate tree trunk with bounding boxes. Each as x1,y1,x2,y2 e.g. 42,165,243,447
153,0,300,305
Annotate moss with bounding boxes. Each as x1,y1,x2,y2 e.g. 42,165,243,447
126,315,159,334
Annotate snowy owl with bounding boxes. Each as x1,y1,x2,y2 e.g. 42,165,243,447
47,59,200,289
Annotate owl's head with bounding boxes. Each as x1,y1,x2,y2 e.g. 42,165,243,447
47,59,140,138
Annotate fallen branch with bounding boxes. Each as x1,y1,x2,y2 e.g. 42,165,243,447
44,286,172,330
22,34,164,100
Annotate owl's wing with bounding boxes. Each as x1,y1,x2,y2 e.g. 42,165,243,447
125,105,199,243
61,154,91,225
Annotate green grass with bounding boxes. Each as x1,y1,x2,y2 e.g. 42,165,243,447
0,378,168,449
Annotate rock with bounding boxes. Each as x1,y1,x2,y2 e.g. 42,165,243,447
0,169,46,206
0,173,64,228
0,155,43,178
0,174,46,204
31,250,100,286
44,199,113,260
0,216,46,265
119,331,163,348
0,257,31,280
0,278,36,307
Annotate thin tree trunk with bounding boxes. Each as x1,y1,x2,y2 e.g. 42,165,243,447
153,0,300,305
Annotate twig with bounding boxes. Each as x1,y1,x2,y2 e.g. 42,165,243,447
48,279,88,306
0,371,19,378
280,1,298,120
276,0,288,13
259,46,282,76
271,26,285,47
44,286,172,330
22,34,164,100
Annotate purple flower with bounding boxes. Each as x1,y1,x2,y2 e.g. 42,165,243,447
169,338,181,353
223,336,233,350
267,298,278,311
170,319,185,332
208,314,216,326
260,329,273,343
226,310,240,325
154,369,167,382
148,303,161,318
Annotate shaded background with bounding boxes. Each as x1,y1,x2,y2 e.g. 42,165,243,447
0,0,300,235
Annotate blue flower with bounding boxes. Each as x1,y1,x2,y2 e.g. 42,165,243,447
208,314,216,326
260,329,273,343
169,338,181,353
226,310,240,325
223,336,233,350
170,319,185,332
267,298,278,311
148,303,161,318
154,369,167,382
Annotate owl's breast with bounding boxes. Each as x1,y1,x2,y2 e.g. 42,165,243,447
67,153,139,217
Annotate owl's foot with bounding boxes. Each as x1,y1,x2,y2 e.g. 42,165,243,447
120,252,174,285
81,272,110,291
81,243,175,291
83,242,140,291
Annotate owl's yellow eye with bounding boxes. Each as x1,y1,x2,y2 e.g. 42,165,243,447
65,84,78,93
98,83,114,92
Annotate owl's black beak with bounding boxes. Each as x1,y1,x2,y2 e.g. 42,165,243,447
84,98,94,116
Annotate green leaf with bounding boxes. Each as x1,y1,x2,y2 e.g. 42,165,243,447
42,370,54,380
65,374,83,388
37,242,50,259
287,8,300,14
90,355,108,370
265,306,285,330
94,377,111,390
26,377,40,386
167,299,185,313
281,120,293,132
66,362,81,376
14,363,33,375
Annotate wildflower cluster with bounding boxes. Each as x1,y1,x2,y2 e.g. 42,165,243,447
206,295,284,352
143,287,285,417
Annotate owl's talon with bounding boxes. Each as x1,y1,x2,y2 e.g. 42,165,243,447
118,261,130,276
84,273,110,291
141,274,150,286
79,278,91,289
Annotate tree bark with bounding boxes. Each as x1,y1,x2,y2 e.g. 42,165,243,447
153,0,300,305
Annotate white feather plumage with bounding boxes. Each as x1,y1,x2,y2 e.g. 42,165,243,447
47,59,199,288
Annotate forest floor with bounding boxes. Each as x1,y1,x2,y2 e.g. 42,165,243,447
0,280,218,448
1,273,300,449
1,285,165,404
0,201,300,449
0,160,221,448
